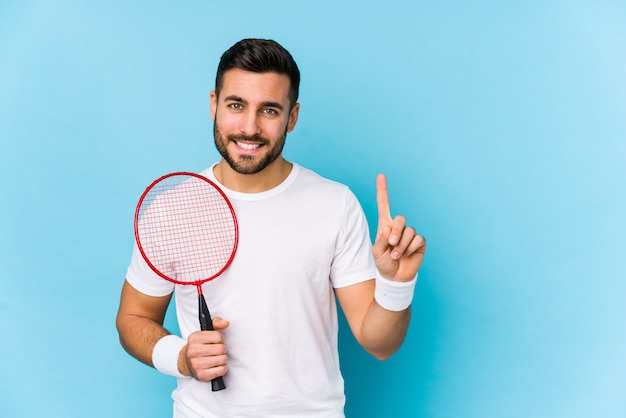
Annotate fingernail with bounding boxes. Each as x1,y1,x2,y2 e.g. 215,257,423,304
390,234,399,245
391,250,400,259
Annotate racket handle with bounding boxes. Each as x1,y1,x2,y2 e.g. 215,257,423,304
199,294,226,391
211,376,226,391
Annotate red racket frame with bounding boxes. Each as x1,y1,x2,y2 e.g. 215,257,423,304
134,171,239,293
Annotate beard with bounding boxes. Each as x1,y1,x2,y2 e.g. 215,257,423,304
213,121,287,175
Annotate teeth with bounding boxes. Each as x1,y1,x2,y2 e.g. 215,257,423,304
236,141,261,150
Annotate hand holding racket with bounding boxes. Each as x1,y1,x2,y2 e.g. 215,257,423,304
134,172,238,391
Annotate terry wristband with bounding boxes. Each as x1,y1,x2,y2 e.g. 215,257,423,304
152,334,188,378
374,271,418,311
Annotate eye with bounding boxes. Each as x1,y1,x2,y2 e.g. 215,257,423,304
262,108,278,115
228,102,243,110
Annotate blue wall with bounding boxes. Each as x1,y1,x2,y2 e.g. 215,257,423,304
1,1,625,417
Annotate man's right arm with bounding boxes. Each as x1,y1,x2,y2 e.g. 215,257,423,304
115,280,173,367
115,280,230,380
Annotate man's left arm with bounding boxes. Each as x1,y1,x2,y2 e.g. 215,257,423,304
335,174,426,360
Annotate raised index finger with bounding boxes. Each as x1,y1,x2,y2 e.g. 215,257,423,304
376,173,392,224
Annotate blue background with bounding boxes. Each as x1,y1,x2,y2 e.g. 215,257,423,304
1,1,625,417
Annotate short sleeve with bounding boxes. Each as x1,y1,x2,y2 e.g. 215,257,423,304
125,242,175,297
330,189,376,288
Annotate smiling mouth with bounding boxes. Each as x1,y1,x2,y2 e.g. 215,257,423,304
235,140,261,151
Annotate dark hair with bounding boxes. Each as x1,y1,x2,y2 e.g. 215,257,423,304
215,38,300,108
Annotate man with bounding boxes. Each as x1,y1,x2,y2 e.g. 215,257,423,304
116,38,426,417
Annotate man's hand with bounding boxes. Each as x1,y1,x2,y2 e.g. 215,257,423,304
179,317,230,382
372,174,426,282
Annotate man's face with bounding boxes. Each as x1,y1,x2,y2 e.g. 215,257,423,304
211,69,299,175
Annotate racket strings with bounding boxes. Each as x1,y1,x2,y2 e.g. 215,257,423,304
137,175,237,284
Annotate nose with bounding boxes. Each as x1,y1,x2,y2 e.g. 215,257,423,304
239,110,261,136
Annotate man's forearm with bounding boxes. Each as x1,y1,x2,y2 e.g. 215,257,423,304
359,302,411,360
117,315,170,367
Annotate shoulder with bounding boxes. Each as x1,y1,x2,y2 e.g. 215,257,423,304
289,165,365,217
293,164,351,194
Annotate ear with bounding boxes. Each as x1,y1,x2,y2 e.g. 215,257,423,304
210,90,217,121
286,103,300,133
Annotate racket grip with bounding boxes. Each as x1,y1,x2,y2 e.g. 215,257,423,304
199,294,226,391
211,376,226,391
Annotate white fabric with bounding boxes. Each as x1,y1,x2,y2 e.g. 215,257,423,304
126,163,376,417
374,271,417,311
152,334,189,378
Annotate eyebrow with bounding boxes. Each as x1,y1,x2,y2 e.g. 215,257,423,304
224,95,284,111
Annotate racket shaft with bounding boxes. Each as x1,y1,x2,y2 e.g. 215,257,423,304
199,295,226,391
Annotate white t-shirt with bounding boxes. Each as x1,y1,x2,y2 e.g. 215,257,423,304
126,163,376,417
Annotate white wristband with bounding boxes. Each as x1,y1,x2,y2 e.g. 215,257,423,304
152,334,188,378
374,271,417,311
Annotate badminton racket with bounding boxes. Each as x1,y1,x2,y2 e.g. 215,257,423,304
134,172,238,391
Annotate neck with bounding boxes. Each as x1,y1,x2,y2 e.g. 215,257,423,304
213,157,293,193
